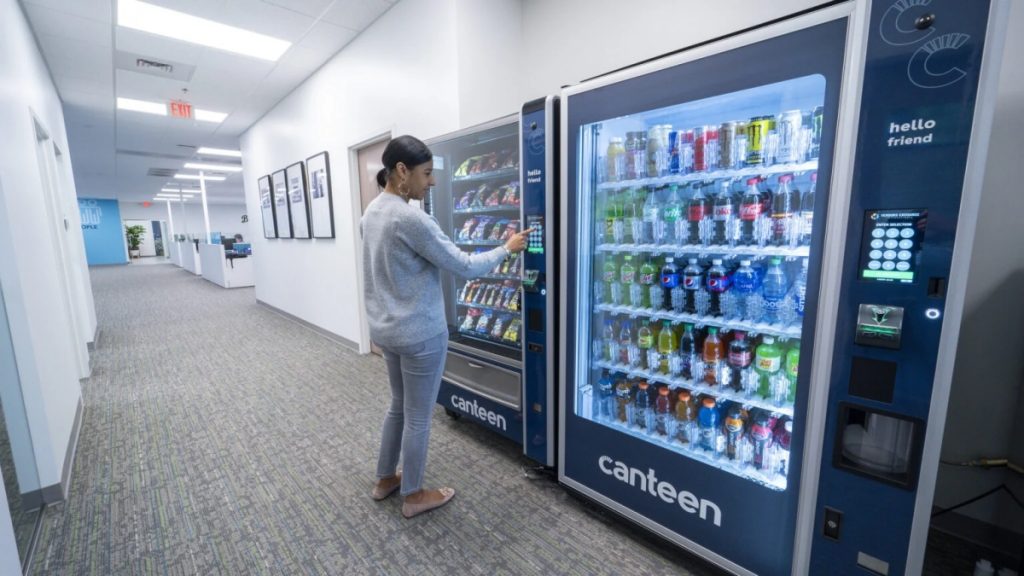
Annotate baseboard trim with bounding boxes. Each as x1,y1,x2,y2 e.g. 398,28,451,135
256,299,360,352
60,395,84,501
87,325,100,352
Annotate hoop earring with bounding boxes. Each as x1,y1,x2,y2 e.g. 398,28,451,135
398,180,410,200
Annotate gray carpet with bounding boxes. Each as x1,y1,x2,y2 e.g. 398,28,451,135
29,263,719,576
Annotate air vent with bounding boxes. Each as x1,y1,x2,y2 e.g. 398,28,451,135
136,58,173,74
147,168,178,178
115,50,195,81
176,144,197,151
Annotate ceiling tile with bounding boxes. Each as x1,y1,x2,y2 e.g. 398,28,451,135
217,0,316,42
59,88,113,113
260,0,335,19
37,33,112,80
22,0,113,24
321,0,392,31
23,3,112,48
55,74,112,98
294,20,357,56
145,0,228,21
115,27,205,66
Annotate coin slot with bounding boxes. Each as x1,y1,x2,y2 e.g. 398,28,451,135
927,276,946,298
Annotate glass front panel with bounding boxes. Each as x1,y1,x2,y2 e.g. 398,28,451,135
577,75,825,491
426,121,522,359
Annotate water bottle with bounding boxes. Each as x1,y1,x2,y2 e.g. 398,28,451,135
654,385,673,436
602,319,617,362
791,258,808,317
732,259,759,320
761,257,789,324
662,185,683,244
594,372,614,421
643,188,662,244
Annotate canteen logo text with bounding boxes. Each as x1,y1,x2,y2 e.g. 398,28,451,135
598,455,722,527
450,395,507,431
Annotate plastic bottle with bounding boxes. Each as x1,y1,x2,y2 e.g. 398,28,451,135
662,185,683,244
706,258,730,317
603,255,619,305
755,336,783,398
620,255,637,307
682,258,704,314
614,376,633,423
703,327,724,385
785,343,800,404
750,409,774,471
712,180,735,245
792,258,809,317
728,331,753,392
634,380,652,431
625,188,642,244
642,187,661,244
594,372,614,421
771,174,796,246
761,257,789,324
679,323,697,380
618,321,634,366
800,172,816,245
637,320,654,371
724,404,747,461
739,177,763,245
775,417,792,476
602,319,616,362
607,191,624,244
675,389,698,445
732,259,759,320
661,257,680,312
639,258,658,309
657,320,677,374
686,183,708,245
654,385,673,436
698,397,720,454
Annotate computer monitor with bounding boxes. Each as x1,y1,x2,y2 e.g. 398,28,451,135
221,237,235,251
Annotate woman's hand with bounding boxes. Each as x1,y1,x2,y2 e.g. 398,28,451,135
504,228,535,254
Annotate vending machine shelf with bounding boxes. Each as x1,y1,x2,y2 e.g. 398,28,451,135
454,205,521,215
596,159,819,190
453,167,519,183
595,303,803,340
597,243,810,259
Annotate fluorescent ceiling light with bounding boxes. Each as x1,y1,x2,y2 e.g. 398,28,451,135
157,193,195,197
196,147,242,158
184,162,242,172
174,173,226,181
117,97,166,116
118,0,291,61
156,197,186,202
160,188,182,193
194,109,228,123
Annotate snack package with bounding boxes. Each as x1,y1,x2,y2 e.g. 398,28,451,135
469,184,488,207
456,188,477,210
484,188,502,206
456,156,479,178
488,219,509,242
460,308,481,331
491,314,510,339
478,153,498,173
502,318,522,343
471,217,493,241
475,284,491,304
507,288,522,312
500,221,520,242
459,281,478,303
499,182,520,206
458,217,478,242
499,149,516,169
476,312,492,333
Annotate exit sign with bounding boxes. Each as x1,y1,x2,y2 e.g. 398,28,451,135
169,100,192,119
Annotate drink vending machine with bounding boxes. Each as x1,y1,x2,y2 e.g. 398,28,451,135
556,1,1008,575
423,102,559,467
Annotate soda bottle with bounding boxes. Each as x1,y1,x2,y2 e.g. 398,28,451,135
602,319,617,362
620,255,637,307
728,331,753,392
681,258,703,314
775,418,793,476
698,397,720,454
657,320,677,374
686,183,708,245
675,389,698,445
654,385,673,436
799,172,816,245
618,321,634,366
724,403,747,461
642,187,662,244
603,255,619,305
755,336,783,398
660,257,679,312
639,258,658,309
761,257,789,324
594,372,614,421
624,188,642,244
749,409,775,471
662,185,683,244
771,174,798,246
703,327,724,385
739,177,763,245
706,258,730,316
712,180,735,245
634,380,652,431
679,323,697,380
614,376,633,423
785,342,800,404
637,320,654,370
732,259,759,320
607,191,624,244
791,258,809,317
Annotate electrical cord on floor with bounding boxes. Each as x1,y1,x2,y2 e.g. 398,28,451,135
931,483,1024,518
941,458,1024,476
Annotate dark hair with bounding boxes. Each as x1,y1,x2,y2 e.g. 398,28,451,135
376,135,433,188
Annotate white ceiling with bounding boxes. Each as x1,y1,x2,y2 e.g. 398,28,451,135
21,0,396,205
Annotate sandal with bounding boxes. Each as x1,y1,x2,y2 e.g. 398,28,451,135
372,474,402,501
401,487,456,519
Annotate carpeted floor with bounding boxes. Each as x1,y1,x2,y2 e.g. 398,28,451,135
29,264,721,576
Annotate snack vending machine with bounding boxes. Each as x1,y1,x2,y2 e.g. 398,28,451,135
556,1,1007,574
424,107,558,466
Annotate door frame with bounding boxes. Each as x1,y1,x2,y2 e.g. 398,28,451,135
348,128,394,355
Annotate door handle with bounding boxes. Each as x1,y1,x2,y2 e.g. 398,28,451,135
467,362,485,369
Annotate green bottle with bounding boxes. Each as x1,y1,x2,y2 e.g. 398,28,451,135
637,320,654,370
620,255,636,306
754,336,783,398
657,320,677,374
638,257,657,309
785,342,800,404
603,255,618,304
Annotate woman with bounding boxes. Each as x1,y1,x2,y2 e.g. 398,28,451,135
361,135,532,518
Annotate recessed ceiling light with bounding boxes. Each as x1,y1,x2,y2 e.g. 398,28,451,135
194,109,228,123
157,192,195,197
117,97,166,116
118,0,291,61
174,173,226,181
184,162,242,172
155,197,186,202
196,147,242,158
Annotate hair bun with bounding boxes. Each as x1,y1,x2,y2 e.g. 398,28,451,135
375,168,387,189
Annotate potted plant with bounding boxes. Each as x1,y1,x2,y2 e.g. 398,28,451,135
125,224,146,259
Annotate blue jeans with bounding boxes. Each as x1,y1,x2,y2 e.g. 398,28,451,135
375,332,449,496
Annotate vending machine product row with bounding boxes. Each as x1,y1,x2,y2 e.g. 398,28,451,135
424,103,558,466
557,0,1008,574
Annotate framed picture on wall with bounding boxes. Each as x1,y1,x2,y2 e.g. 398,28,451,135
306,151,335,238
285,161,311,239
271,169,292,238
259,175,277,238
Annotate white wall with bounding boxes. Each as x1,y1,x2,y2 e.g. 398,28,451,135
0,0,90,494
119,201,250,241
454,0,523,127
0,459,21,576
